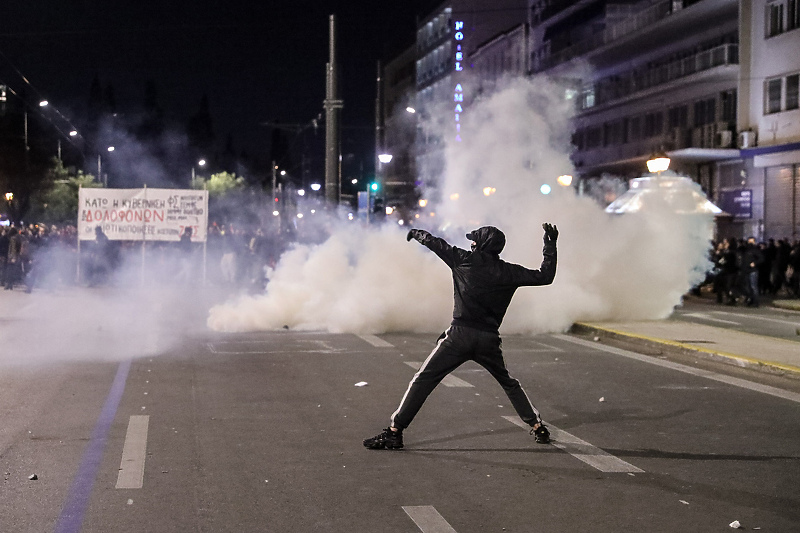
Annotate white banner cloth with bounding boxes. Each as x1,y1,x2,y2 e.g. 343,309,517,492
78,188,209,242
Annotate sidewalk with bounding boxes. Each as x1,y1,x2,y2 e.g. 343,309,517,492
573,299,800,377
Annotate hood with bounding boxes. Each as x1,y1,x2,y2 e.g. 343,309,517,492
466,226,505,255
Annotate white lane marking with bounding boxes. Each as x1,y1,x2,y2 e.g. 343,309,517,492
556,334,800,404
502,416,643,473
403,506,458,533
358,334,394,348
404,362,474,387
712,310,800,327
207,340,342,354
682,312,741,325
116,415,150,489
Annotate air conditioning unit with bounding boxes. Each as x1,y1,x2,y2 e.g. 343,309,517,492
716,130,733,148
738,131,756,149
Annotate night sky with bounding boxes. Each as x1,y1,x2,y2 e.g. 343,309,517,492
0,1,431,174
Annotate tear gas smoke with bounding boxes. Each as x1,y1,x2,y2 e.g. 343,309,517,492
208,75,713,335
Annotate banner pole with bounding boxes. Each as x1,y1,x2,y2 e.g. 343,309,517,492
76,185,82,285
141,185,147,287
202,188,208,285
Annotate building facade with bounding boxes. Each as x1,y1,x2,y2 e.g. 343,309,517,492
383,0,800,240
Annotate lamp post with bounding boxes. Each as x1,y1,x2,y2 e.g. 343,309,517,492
191,158,207,184
98,146,115,187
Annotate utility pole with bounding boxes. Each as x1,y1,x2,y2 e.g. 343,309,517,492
324,14,343,207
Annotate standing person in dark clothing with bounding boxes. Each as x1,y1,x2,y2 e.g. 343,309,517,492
364,224,558,450
741,237,764,307
0,228,9,288
5,228,24,290
720,238,740,305
176,226,195,284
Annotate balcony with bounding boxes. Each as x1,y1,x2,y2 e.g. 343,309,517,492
587,44,738,109
533,0,737,73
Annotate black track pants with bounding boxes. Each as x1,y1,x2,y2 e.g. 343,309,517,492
391,325,542,430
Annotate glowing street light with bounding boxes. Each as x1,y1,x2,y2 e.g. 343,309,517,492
406,107,416,114
540,184,552,195
69,130,78,137
107,146,115,152
378,153,393,164
418,199,428,208
310,183,321,191
557,174,573,187
647,152,670,174
482,187,496,196
39,100,48,107
297,189,306,196
5,192,13,202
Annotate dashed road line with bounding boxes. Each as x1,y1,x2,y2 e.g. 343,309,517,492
403,506,458,533
358,334,394,348
503,416,644,473
682,312,740,325
404,362,474,387
116,415,150,489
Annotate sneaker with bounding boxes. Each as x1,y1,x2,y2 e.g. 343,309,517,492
363,427,404,450
531,424,550,444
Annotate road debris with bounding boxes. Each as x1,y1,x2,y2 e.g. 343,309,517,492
729,520,742,529
28,474,38,481
354,381,368,387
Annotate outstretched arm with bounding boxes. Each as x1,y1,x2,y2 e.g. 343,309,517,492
508,223,558,286
406,229,462,268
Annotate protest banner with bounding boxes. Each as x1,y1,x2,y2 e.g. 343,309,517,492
78,188,209,242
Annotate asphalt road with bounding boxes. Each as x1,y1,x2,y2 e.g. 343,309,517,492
1,327,799,532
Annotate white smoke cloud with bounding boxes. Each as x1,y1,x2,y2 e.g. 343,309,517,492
208,75,713,335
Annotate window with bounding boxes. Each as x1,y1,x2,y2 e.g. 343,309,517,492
628,117,641,142
768,1,785,36
694,98,716,126
787,74,799,110
721,90,737,122
766,78,783,114
643,112,664,138
767,0,800,36
668,105,688,128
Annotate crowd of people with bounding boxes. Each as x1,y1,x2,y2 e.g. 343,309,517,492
708,237,800,307
3,223,800,303
0,222,296,292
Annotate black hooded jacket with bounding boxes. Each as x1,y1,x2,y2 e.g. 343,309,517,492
410,226,556,333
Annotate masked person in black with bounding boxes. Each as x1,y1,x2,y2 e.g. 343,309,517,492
364,223,558,450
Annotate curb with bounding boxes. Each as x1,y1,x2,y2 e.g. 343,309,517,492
771,300,800,312
570,322,800,377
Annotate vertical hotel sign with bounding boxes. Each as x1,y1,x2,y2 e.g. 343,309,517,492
454,19,464,143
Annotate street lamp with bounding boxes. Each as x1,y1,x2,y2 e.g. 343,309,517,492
378,153,393,164
646,152,670,175
191,158,207,183
98,146,114,187
557,174,573,187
